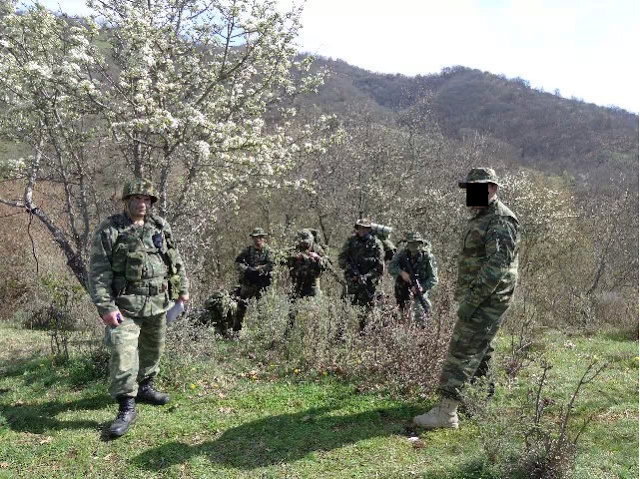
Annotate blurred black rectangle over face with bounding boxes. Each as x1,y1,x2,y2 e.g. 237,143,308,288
466,183,488,207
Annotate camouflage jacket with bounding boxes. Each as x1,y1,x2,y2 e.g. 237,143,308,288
456,198,520,307
235,245,274,287
389,247,438,292
337,234,385,282
287,244,328,291
88,212,189,318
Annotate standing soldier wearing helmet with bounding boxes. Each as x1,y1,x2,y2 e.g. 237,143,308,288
338,218,385,329
389,231,438,325
234,227,274,331
414,168,520,430
88,179,189,438
287,229,327,299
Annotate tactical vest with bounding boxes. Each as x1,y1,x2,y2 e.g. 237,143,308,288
108,213,181,300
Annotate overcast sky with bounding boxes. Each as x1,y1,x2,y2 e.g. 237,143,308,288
40,0,639,113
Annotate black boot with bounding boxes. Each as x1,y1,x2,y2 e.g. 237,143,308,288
136,376,170,405
109,396,137,438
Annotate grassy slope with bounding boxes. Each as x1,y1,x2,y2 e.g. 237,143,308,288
0,322,637,479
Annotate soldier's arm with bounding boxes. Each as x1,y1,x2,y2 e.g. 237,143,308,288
422,251,438,291
164,221,189,295
88,222,119,318
364,240,385,280
262,247,275,273
467,217,519,307
337,239,351,270
388,251,404,278
235,247,250,274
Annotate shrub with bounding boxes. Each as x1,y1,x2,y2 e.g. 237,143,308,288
239,289,456,396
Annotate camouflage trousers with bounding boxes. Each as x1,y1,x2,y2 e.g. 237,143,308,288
395,284,431,324
235,283,268,331
105,312,166,399
439,297,511,401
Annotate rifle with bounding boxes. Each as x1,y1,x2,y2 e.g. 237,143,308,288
348,256,375,300
403,255,430,316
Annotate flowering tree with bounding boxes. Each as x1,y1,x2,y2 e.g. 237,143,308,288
0,0,333,289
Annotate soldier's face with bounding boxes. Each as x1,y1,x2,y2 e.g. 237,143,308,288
298,240,312,251
253,236,266,250
407,242,420,254
466,183,498,210
356,226,371,238
128,195,152,217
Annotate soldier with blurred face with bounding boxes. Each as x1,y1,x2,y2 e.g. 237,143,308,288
414,168,520,430
88,179,189,438
338,218,385,329
234,227,274,331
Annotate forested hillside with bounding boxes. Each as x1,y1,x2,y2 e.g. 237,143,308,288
0,4,637,477
307,58,639,186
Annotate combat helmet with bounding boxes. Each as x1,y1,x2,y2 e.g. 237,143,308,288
122,178,159,204
296,229,314,243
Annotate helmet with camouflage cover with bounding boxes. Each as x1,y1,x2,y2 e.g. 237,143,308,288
296,229,314,243
458,168,501,188
122,178,159,204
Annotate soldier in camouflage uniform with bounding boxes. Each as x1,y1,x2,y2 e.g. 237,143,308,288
88,179,189,438
201,288,242,336
389,231,438,324
287,229,328,299
414,168,520,430
234,227,274,331
338,218,385,329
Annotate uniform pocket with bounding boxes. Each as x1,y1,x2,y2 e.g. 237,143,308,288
111,243,128,273
125,251,145,281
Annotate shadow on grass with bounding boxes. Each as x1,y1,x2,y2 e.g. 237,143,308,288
0,394,112,434
134,404,426,471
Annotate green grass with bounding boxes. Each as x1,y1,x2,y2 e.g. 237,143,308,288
0,322,637,479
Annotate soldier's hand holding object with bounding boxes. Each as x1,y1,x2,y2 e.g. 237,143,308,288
400,271,412,283
457,302,476,321
178,293,190,303
308,252,320,261
102,310,123,327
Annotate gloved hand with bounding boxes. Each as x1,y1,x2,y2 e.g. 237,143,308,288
458,302,477,321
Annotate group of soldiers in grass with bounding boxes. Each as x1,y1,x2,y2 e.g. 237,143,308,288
89,167,520,438
202,220,438,335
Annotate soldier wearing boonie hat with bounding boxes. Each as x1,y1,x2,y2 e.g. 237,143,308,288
414,168,520,430
234,227,274,330
389,231,438,324
337,218,385,330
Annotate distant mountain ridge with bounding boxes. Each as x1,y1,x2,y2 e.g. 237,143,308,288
308,58,639,183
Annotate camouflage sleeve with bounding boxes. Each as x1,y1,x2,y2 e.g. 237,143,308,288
313,244,328,271
364,239,385,281
88,221,118,317
235,247,250,274
422,251,438,291
263,247,275,274
337,238,351,270
467,217,519,307
164,221,189,295
388,251,404,278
